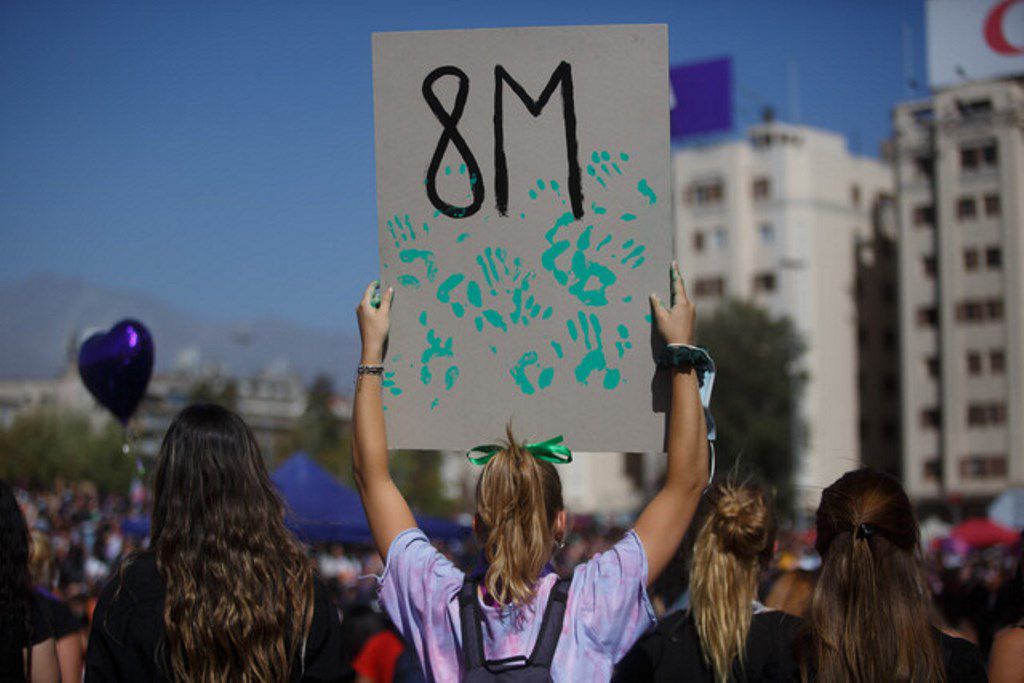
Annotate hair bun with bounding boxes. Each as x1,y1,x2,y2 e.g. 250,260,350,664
712,484,774,559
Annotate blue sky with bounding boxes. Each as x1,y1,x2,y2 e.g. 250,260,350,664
0,1,926,331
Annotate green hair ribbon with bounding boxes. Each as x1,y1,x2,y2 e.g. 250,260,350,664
466,435,573,466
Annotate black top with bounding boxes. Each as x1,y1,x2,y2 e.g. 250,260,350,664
84,553,346,682
615,611,986,683
0,594,55,683
614,608,802,682
35,590,83,640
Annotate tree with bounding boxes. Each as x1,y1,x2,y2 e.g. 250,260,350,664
275,374,352,481
695,299,806,515
188,378,239,410
0,408,133,493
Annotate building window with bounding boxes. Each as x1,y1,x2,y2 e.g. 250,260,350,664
984,194,1000,217
967,351,982,375
960,455,1007,480
925,356,940,379
917,306,938,327
923,458,941,481
956,299,1003,323
920,408,941,428
690,179,725,206
958,196,977,220
914,156,934,177
692,231,705,252
851,184,861,206
987,299,1004,320
961,141,998,172
712,226,727,250
758,223,775,245
963,248,979,271
882,283,896,304
967,402,1007,426
882,374,897,395
913,205,935,226
694,277,725,298
752,177,771,200
990,349,1006,374
986,246,1002,269
752,272,776,293
922,255,937,278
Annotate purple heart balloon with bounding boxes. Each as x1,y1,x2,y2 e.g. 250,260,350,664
77,319,155,426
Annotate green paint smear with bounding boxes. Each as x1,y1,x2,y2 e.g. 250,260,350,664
510,351,539,395
551,179,561,197
436,273,465,303
596,176,607,188
542,306,553,320
445,165,451,175
430,398,439,411
622,244,646,265
595,234,612,252
421,329,453,364
489,344,498,355
536,178,546,190
591,202,607,215
474,316,484,332
617,324,630,339
457,232,471,243
399,249,438,283
482,309,507,332
538,367,554,389
551,340,564,359
620,152,630,161
645,314,653,323
631,256,646,270
452,302,465,318
637,178,657,205
567,319,578,341
459,163,466,174
420,365,432,386
529,189,538,200
389,387,403,396
444,366,460,390
418,311,428,326
591,151,600,163
398,274,421,289
467,281,482,307
622,295,633,303
621,213,637,222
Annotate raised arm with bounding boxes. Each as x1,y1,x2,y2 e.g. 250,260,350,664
352,282,417,560
634,262,708,585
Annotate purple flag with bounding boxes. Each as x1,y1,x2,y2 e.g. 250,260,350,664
670,57,733,139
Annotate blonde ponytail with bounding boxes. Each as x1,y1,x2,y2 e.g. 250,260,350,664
690,482,775,683
475,425,563,607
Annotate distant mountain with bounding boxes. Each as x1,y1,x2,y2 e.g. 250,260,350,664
0,274,360,388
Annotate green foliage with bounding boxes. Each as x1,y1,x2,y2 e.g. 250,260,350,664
188,378,239,410
389,449,456,517
274,374,352,482
696,299,806,515
0,408,134,493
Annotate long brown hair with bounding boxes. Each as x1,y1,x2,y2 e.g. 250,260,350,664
474,425,563,608
149,404,315,682
690,481,776,683
800,468,944,682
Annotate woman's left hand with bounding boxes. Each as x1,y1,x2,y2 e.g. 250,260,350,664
356,281,393,364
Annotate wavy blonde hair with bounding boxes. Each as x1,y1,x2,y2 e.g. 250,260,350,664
474,425,563,608
147,404,315,683
690,482,776,683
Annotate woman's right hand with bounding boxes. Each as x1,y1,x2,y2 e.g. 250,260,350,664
356,281,393,364
649,261,695,346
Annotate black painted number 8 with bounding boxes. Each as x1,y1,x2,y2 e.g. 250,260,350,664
422,66,484,219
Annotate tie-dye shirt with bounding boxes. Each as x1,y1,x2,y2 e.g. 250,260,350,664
377,527,656,682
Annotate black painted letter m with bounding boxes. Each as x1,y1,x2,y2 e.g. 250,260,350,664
493,62,583,220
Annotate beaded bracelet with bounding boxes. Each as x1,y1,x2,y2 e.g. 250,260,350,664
356,364,384,376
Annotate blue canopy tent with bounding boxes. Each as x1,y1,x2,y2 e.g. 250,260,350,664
270,452,469,544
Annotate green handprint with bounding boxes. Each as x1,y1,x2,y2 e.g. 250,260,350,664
565,311,621,390
387,213,437,290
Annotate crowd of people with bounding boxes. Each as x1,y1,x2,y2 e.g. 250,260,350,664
1,270,1022,681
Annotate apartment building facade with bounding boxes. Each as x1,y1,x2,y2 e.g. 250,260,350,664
894,78,1024,507
674,122,894,509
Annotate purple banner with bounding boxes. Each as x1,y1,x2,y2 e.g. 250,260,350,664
669,57,733,139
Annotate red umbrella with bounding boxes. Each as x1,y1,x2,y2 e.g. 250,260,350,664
949,517,1020,548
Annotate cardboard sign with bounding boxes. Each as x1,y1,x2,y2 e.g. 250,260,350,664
372,24,671,453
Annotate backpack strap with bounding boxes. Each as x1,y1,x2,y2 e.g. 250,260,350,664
458,579,485,671
527,577,571,667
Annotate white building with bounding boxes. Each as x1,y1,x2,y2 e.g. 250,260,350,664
673,121,894,509
894,77,1024,508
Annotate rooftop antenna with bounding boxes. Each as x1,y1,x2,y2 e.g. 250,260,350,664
902,23,921,94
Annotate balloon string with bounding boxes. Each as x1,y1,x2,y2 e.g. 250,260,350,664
122,426,145,476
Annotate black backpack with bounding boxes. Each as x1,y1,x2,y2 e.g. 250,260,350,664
458,577,571,682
